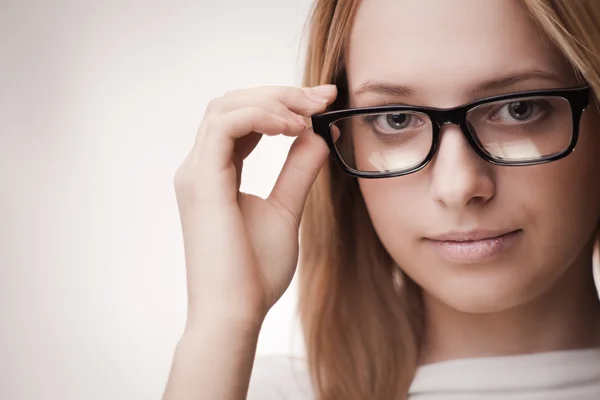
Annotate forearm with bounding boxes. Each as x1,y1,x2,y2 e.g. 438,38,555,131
163,317,262,400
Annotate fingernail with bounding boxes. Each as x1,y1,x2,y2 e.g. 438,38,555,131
304,85,335,104
312,84,336,95
304,90,328,104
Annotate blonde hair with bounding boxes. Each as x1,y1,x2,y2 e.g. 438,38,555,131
298,1,600,399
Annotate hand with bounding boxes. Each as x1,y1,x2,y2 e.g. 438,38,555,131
173,84,338,327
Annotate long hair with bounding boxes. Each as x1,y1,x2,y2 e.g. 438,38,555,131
297,1,600,399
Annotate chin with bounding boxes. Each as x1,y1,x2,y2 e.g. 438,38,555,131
423,275,540,315
437,291,526,314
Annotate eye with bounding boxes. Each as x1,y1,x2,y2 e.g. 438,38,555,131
384,113,412,129
492,100,547,123
364,112,425,135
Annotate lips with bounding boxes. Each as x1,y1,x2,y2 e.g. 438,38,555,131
424,230,522,264
427,229,519,242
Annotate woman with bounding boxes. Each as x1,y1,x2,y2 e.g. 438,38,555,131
163,0,600,399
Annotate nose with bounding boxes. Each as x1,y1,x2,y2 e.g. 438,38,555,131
429,124,495,209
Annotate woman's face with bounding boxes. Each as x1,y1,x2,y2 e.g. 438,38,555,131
347,0,600,313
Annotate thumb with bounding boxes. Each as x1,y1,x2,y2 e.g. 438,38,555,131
267,127,330,226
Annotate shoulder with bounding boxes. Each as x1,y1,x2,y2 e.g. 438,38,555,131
247,355,315,400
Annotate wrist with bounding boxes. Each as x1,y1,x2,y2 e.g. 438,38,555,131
184,304,266,338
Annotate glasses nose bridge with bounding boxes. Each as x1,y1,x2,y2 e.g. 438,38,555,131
433,108,469,136
433,107,465,128
431,108,481,158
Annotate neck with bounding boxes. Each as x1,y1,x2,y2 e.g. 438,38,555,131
418,245,600,366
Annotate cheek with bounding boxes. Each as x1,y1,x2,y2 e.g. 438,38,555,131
526,113,600,247
358,176,425,249
541,110,600,214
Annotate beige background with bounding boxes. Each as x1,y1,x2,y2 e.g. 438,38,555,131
1,1,310,399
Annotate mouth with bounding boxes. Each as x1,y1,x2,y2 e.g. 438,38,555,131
427,229,521,242
424,229,522,264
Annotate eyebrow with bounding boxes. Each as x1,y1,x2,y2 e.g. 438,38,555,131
352,69,565,98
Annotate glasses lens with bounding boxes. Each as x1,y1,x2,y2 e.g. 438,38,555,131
466,96,573,162
330,111,433,173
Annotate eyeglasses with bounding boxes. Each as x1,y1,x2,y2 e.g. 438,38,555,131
311,86,591,179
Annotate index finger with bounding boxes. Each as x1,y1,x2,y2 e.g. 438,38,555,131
225,84,338,117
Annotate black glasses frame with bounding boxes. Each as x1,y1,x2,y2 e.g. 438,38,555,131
311,86,592,179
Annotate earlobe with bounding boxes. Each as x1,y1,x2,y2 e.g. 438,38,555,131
392,263,404,293
593,229,600,299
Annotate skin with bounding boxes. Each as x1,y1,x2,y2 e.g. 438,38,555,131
347,0,600,364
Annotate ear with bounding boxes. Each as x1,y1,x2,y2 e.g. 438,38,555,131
593,229,600,300
392,263,404,293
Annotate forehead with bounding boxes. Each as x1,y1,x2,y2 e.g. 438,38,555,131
345,0,569,106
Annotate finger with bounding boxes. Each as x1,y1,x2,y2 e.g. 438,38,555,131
233,131,263,162
267,128,330,227
223,84,338,118
195,84,337,153
232,132,262,191
200,107,307,171
331,124,341,142
206,95,308,127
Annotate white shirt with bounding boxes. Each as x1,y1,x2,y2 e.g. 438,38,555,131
248,348,600,399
